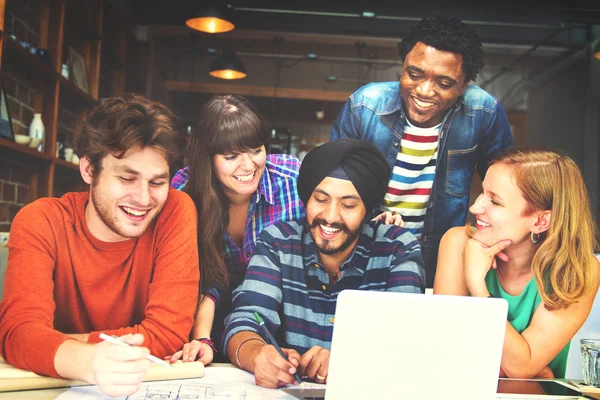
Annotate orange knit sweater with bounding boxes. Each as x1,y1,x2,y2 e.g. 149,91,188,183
0,189,199,378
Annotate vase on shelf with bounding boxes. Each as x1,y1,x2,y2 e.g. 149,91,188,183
28,113,45,152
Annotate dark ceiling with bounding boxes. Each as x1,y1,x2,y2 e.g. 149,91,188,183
132,1,600,49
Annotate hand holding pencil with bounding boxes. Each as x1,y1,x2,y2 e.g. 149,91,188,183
247,312,304,389
88,333,154,397
99,333,172,367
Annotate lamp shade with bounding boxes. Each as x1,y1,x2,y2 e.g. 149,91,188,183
210,48,247,79
186,5,235,34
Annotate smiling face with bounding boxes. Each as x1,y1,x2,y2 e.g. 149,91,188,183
81,146,170,242
212,145,267,201
469,163,544,249
306,177,367,257
400,41,468,128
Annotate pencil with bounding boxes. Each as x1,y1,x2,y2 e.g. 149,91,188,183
99,333,173,368
253,312,303,384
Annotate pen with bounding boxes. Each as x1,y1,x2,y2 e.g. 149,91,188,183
253,312,303,384
99,333,173,368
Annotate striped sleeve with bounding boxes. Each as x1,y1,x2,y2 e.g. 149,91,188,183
385,228,426,293
222,232,284,350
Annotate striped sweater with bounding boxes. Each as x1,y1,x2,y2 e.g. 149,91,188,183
222,220,425,354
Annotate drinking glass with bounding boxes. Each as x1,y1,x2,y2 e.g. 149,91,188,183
581,339,600,386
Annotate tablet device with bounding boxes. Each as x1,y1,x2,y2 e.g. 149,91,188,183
497,379,582,399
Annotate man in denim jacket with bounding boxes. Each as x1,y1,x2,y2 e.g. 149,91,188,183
330,16,514,287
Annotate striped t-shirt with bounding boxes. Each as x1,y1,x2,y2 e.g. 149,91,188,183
380,120,441,238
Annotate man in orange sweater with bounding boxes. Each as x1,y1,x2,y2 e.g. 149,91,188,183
0,94,199,397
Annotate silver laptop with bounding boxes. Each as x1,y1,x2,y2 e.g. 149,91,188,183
285,290,508,400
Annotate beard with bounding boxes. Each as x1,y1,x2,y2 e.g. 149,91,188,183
89,179,158,240
309,217,362,255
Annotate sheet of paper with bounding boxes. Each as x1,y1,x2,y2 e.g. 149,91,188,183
56,367,325,400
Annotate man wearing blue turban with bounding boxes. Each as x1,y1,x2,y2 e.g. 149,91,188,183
222,139,426,389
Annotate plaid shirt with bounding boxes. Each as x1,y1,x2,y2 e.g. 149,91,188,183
171,154,304,348
222,220,425,353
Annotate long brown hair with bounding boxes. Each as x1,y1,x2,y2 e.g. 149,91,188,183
184,95,269,292
491,148,598,310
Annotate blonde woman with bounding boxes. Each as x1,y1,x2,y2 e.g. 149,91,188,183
434,148,599,379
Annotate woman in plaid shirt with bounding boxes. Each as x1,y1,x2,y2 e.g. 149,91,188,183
168,95,304,364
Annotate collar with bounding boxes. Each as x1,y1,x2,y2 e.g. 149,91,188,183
256,160,275,206
301,220,377,276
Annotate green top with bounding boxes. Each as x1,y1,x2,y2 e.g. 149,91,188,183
485,269,569,378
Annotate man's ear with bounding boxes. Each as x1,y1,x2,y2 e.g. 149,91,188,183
533,210,551,234
458,75,469,96
79,156,94,185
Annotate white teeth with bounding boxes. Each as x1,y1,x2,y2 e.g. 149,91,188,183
234,172,254,182
320,225,340,235
476,220,491,227
413,98,435,108
122,206,148,217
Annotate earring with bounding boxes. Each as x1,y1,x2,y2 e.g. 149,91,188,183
530,232,539,244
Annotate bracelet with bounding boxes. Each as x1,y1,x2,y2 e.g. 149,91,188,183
195,337,217,353
235,336,266,370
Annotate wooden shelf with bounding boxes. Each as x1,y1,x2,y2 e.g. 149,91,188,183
0,0,130,203
54,157,80,171
0,137,54,162
59,76,97,107
4,37,59,83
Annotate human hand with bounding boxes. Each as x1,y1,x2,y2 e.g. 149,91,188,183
88,333,152,397
299,346,330,384
253,345,301,388
164,340,214,365
372,211,404,227
464,238,511,295
535,365,555,378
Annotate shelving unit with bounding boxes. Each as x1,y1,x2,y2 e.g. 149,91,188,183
0,0,130,204
4,37,58,80
0,137,53,162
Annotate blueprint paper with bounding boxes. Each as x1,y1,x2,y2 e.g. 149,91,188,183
57,367,324,400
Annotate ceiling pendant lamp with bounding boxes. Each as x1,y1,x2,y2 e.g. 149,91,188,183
210,48,247,80
186,5,235,34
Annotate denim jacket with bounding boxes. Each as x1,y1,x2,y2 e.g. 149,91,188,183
330,81,514,287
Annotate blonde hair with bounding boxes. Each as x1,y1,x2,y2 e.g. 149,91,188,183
490,148,598,310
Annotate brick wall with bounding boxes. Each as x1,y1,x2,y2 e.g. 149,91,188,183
4,0,43,137
58,105,78,149
1,0,42,232
4,70,36,138
56,106,82,198
4,0,42,48
0,158,30,232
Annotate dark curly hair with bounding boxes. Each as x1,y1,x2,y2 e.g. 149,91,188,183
398,16,484,83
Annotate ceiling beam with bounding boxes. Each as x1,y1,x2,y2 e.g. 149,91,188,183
165,81,351,102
